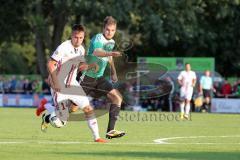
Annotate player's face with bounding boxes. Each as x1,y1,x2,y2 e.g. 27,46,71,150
103,24,116,40
71,31,85,48
186,64,191,71
205,71,210,76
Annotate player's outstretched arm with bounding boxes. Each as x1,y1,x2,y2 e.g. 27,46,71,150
47,59,61,92
78,62,99,73
93,48,122,57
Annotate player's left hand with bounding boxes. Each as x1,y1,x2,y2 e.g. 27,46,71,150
78,63,88,71
88,63,99,73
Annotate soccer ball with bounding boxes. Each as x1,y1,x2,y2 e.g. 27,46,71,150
49,115,67,128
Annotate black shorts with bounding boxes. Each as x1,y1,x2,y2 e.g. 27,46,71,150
203,89,211,98
80,75,114,98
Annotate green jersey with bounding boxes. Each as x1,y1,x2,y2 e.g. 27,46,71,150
85,33,115,78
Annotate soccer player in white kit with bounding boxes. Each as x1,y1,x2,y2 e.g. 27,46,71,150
177,63,196,119
36,24,106,143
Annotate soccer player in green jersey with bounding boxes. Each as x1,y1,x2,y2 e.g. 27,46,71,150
78,16,125,139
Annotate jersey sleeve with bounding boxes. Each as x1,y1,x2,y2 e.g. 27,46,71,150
177,71,183,80
193,72,197,80
51,44,65,62
88,34,104,55
200,76,204,85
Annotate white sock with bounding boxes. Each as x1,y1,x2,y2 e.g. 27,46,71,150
87,117,100,140
185,103,191,115
180,103,185,115
44,103,55,114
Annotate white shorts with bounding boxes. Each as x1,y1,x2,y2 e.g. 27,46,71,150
50,82,90,109
45,101,70,127
180,87,193,101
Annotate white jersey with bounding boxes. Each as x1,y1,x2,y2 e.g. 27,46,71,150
177,71,196,89
177,70,196,100
50,40,89,110
51,40,85,87
52,40,85,63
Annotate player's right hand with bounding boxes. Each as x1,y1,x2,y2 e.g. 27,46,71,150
111,51,122,57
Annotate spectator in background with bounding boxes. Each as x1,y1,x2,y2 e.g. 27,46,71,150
149,99,156,111
222,79,232,98
42,78,50,94
141,99,149,110
23,78,32,94
0,76,3,93
165,76,174,112
32,80,42,93
22,78,28,93
199,70,215,112
16,75,25,93
213,81,222,97
9,76,17,93
172,93,180,112
233,80,239,94
3,78,10,93
234,82,240,97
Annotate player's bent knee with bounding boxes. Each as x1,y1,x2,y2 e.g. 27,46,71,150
114,94,122,104
108,89,122,104
70,103,78,113
83,105,94,114
83,105,95,119
186,100,191,104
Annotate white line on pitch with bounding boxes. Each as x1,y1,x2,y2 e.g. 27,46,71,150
154,135,240,144
0,142,25,144
0,140,156,145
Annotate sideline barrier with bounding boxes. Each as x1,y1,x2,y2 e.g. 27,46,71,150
211,98,240,113
0,94,52,108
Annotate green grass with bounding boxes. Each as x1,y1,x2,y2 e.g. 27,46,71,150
0,107,240,160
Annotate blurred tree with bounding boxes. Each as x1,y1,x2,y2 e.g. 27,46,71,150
0,0,31,42
0,0,240,77
28,0,74,78
0,43,35,74
127,0,240,76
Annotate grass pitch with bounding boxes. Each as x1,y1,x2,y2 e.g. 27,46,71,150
0,107,240,160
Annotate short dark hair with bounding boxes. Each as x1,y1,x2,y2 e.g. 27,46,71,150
72,24,85,32
103,16,117,28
